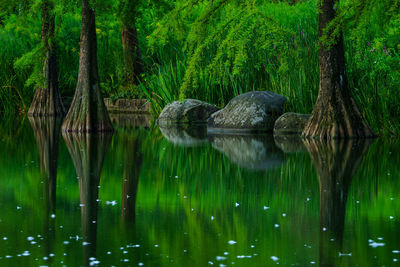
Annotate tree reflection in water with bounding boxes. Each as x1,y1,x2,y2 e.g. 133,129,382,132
304,139,373,267
63,132,112,267
29,117,62,263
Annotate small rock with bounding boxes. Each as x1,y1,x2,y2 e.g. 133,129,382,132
157,99,219,126
273,112,310,135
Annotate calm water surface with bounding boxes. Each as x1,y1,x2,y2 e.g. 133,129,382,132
0,115,399,266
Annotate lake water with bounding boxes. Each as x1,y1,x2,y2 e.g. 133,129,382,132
0,115,399,266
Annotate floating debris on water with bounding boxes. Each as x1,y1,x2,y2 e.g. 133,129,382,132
228,240,237,245
271,256,279,262
106,200,117,206
216,256,227,261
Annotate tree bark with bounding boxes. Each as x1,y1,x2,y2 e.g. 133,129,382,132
120,0,144,88
302,0,375,140
28,1,65,117
303,139,372,266
62,0,113,132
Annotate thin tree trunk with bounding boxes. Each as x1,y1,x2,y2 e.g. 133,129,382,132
121,0,143,88
62,0,113,132
302,0,375,140
28,1,65,117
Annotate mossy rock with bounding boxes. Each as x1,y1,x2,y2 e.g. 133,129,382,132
157,99,219,126
273,112,311,135
208,91,287,133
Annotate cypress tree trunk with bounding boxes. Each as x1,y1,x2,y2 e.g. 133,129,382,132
28,1,65,117
303,139,372,266
62,0,113,132
302,0,375,140
121,0,143,88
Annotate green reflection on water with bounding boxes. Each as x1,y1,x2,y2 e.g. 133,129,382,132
0,117,398,266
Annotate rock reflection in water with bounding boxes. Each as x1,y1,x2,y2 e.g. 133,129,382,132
274,134,306,153
304,139,373,267
209,134,284,170
29,117,62,260
109,113,150,129
159,125,208,147
63,133,112,267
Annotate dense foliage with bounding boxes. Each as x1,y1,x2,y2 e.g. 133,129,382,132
0,0,399,134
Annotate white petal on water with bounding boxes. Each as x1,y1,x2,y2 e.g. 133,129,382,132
3,237,7,240
50,214,56,219
282,213,286,217
338,252,352,257
394,259,398,262
274,224,280,228
310,261,316,264
224,252,229,255
393,250,400,253
27,236,34,241
211,216,214,220
237,255,252,258
369,242,385,248
228,240,237,245
106,200,117,206
5,255,12,258
208,261,214,265
271,256,279,261
322,227,327,231
83,242,90,246
377,237,384,241
89,260,100,266
138,263,144,266
216,256,227,261
63,241,70,245
264,206,270,210
107,251,112,255
390,216,394,219
22,251,30,256
235,203,239,207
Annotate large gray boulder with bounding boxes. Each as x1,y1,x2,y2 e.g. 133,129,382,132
207,91,287,133
209,134,284,170
157,99,219,126
273,112,310,135
159,125,208,147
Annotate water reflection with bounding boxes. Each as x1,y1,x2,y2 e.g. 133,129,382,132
121,131,143,225
209,134,284,170
29,117,62,263
304,139,373,267
159,125,208,147
63,133,112,267
274,134,306,153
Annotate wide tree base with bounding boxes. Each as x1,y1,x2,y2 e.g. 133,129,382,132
28,87,65,117
61,94,114,133
302,94,376,140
